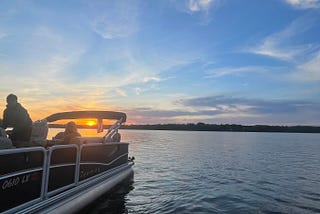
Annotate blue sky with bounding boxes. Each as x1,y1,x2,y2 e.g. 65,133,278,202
0,0,320,125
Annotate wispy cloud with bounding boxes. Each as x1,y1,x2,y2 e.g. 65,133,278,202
135,87,142,95
246,16,318,61
143,77,162,83
115,89,128,97
123,95,320,125
244,15,320,83
88,1,139,39
178,95,320,115
205,66,271,78
188,0,215,12
124,107,225,124
0,32,7,39
290,51,320,81
175,95,320,125
172,0,221,24
284,0,320,9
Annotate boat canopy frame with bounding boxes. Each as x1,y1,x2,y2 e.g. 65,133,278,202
45,111,127,143
46,111,126,123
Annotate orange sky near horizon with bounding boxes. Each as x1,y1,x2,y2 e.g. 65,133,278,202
0,98,129,126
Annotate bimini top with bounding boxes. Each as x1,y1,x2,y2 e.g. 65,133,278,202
46,111,127,123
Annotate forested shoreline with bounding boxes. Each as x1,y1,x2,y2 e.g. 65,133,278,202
121,123,320,133
49,123,320,133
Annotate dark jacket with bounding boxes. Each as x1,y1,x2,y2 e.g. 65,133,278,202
2,103,32,141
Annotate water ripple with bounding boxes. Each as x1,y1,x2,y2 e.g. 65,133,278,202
83,130,320,214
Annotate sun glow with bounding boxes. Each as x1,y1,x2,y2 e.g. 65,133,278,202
86,120,96,127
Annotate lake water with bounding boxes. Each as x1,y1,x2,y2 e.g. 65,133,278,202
49,129,320,214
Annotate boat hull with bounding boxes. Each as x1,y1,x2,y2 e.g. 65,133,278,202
24,163,133,214
1,142,134,214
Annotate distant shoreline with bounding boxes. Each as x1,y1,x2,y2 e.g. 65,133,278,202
49,123,320,133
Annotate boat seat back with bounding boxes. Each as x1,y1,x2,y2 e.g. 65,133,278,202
29,119,49,146
0,128,14,149
70,137,104,145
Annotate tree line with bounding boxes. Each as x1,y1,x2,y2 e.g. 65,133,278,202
120,123,320,133
49,123,320,133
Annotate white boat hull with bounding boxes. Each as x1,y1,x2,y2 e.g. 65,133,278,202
37,163,133,214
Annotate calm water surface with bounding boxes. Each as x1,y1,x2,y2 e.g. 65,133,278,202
49,129,320,214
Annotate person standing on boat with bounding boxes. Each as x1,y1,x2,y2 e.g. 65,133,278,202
1,94,32,147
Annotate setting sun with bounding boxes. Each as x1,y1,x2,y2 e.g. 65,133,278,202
86,120,96,127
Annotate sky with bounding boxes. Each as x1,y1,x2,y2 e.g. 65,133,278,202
0,0,320,125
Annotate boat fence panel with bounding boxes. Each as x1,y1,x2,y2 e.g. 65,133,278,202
79,143,129,181
0,147,46,213
46,145,79,196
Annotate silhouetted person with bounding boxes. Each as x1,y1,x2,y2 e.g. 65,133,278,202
54,121,81,144
1,94,32,147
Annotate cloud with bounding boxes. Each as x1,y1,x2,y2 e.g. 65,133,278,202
172,0,221,24
0,32,7,39
178,95,320,114
244,16,320,82
115,89,128,97
246,16,318,61
124,95,320,125
124,107,226,124
290,51,320,81
188,0,215,12
143,77,162,83
284,0,320,9
88,1,139,39
135,87,142,95
205,66,272,78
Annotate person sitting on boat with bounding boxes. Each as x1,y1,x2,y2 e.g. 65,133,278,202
54,121,81,144
1,94,32,147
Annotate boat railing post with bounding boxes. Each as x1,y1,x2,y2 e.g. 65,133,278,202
43,147,53,199
40,149,49,200
104,117,124,142
75,145,81,185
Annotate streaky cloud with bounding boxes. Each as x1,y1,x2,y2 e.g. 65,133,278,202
246,16,318,62
284,0,320,9
127,107,223,117
124,97,320,125
171,0,222,24
143,77,162,83
88,0,139,39
178,95,320,114
205,66,273,78
115,89,128,97
188,0,215,12
290,51,320,81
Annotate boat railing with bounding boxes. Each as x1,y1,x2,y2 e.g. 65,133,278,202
104,117,125,143
0,147,47,213
78,142,129,182
44,144,79,198
1,141,129,213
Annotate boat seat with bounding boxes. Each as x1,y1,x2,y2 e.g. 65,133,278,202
0,128,14,149
29,119,49,146
70,137,104,145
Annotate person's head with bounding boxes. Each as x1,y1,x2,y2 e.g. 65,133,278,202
65,121,78,134
6,94,18,107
